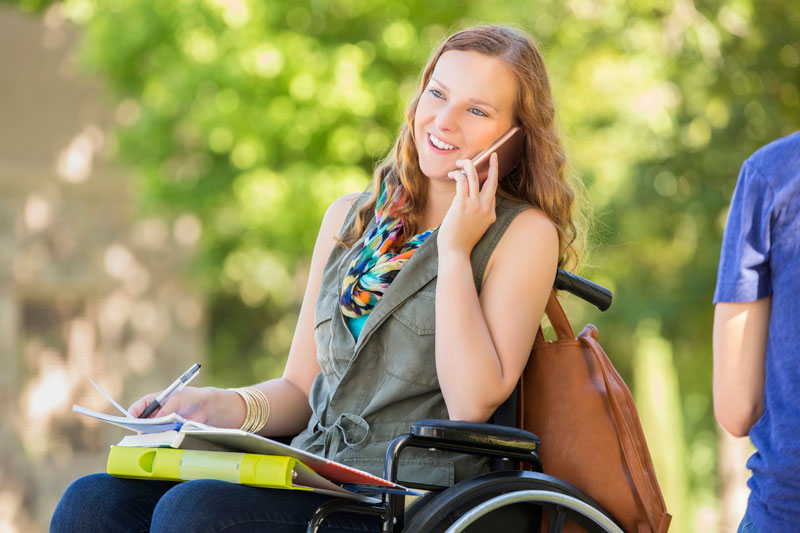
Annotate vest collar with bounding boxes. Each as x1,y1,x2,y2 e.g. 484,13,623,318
335,222,439,354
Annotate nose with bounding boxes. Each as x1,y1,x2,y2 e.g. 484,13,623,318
434,103,458,133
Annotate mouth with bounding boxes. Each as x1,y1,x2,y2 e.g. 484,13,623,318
427,133,459,153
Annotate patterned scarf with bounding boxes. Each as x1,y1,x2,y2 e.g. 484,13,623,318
340,172,437,320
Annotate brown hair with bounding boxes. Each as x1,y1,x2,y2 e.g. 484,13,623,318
338,25,579,268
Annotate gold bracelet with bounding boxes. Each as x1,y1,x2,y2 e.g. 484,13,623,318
243,387,269,433
232,387,269,433
230,387,270,434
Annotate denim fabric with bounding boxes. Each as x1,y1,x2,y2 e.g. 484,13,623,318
51,473,380,532
737,507,759,533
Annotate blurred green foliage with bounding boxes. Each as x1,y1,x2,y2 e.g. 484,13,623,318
0,0,55,12
12,0,800,528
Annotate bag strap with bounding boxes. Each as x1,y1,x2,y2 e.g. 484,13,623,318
535,292,574,343
528,292,571,434
541,292,667,530
581,330,667,529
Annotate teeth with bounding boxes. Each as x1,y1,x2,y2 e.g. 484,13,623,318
429,134,455,150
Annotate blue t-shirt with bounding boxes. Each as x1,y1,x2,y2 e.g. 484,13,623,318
714,131,800,532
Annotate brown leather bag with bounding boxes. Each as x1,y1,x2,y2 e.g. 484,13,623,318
518,292,671,532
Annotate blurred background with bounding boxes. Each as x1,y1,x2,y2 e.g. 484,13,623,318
0,0,797,531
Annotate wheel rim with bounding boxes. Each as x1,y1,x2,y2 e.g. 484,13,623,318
443,489,624,533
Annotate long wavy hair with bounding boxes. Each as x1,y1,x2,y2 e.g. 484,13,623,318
338,25,579,268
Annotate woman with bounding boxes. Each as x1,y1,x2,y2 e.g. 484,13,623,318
52,24,577,532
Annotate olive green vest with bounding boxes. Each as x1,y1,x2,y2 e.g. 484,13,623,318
291,192,533,487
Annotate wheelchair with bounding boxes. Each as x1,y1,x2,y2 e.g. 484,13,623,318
306,270,624,533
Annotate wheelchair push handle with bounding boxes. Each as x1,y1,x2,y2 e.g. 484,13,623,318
554,269,612,311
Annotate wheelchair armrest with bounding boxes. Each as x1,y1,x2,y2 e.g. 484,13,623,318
410,419,540,454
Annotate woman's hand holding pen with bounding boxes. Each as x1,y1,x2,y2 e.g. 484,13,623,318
128,387,246,429
438,153,499,259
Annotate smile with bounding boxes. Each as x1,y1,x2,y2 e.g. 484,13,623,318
428,133,457,151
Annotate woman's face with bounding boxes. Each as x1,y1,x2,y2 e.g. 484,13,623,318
414,50,517,180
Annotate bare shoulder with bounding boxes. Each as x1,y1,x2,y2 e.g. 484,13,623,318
330,191,362,210
320,192,363,236
326,192,362,220
505,207,558,244
484,207,559,282
496,207,558,259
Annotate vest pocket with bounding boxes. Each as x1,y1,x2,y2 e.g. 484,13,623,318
384,290,439,387
315,289,356,377
314,289,338,377
390,290,436,335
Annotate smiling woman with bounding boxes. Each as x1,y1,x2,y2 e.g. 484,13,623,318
52,25,579,533
339,25,576,269
413,50,517,180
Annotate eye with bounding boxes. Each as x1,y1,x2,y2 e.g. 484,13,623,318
428,88,444,99
468,107,488,117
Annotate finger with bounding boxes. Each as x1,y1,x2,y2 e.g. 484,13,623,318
448,170,467,199
128,392,160,418
480,152,500,202
457,159,480,199
156,395,184,418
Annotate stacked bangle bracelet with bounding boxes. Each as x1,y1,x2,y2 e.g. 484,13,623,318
231,387,270,434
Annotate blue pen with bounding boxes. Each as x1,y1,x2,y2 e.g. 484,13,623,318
139,363,201,419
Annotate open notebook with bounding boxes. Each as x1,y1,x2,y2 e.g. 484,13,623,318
74,398,418,500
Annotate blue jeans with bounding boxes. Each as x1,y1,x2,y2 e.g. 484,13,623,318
51,473,382,532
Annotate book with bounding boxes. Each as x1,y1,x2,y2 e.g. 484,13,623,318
116,430,231,452
73,401,420,499
72,404,192,433
107,446,374,501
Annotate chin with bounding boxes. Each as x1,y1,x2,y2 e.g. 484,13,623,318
418,164,450,180
417,154,452,179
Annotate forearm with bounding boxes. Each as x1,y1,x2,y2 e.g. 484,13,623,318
435,251,509,421
206,377,313,437
712,298,770,437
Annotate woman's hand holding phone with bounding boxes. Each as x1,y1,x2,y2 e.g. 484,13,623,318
438,152,499,260
438,126,521,258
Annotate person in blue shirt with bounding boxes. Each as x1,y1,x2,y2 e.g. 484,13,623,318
713,131,800,533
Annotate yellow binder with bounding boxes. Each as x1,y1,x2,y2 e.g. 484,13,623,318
107,446,309,490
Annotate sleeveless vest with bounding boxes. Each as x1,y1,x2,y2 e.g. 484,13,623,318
290,192,533,487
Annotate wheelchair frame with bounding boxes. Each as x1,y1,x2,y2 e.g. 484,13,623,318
307,270,623,533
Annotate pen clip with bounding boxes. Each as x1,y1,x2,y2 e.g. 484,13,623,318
88,377,134,419
176,367,200,392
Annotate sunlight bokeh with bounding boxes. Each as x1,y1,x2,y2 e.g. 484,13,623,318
1,0,798,530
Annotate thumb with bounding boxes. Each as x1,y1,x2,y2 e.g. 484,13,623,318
128,392,161,418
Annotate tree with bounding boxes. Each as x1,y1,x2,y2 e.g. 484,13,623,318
10,0,800,528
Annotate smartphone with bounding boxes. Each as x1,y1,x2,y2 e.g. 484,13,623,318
468,126,524,183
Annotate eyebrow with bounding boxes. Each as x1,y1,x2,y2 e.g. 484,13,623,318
430,77,498,112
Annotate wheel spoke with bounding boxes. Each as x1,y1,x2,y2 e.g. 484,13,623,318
548,505,567,533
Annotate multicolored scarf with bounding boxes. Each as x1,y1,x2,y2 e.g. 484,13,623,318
340,173,437,320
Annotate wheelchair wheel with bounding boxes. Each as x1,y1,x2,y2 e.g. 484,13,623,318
402,471,623,533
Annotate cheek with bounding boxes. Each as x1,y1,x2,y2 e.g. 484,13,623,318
473,127,507,153
413,105,433,144
414,96,438,125
412,110,422,138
